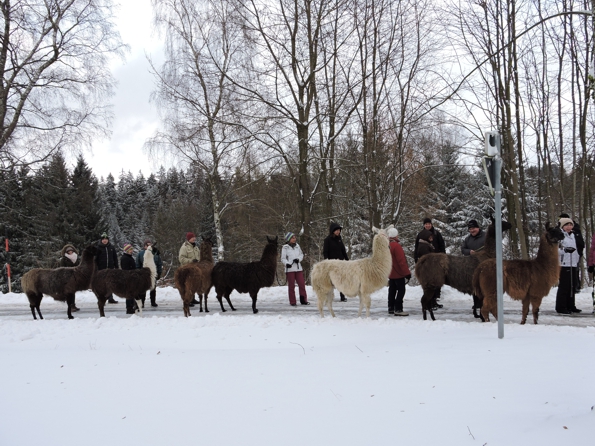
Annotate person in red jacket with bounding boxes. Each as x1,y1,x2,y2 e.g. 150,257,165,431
387,227,411,316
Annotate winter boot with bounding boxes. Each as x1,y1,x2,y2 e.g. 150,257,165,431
340,293,347,302
299,295,310,305
107,295,118,304
150,289,158,307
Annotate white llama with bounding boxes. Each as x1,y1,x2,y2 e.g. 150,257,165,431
312,227,392,317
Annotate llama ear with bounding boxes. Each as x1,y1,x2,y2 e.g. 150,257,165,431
545,221,550,230
372,226,379,234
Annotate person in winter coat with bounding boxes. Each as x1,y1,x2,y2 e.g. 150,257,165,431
416,229,436,260
559,213,585,293
323,222,349,301
387,228,410,316
414,217,446,306
136,239,163,308
178,232,201,305
179,232,201,265
461,220,486,256
96,232,119,303
59,244,81,311
556,218,581,314
281,232,309,306
121,243,139,314
414,217,445,262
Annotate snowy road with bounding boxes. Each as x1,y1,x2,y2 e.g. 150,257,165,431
1,284,593,328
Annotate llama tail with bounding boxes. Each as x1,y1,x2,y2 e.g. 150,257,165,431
143,247,157,290
472,265,483,300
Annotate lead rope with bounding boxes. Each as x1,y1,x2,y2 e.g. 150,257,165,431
276,267,287,286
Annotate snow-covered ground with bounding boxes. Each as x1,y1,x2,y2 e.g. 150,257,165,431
1,285,594,445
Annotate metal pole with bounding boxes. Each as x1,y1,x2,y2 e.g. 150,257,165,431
494,136,504,338
5,238,11,294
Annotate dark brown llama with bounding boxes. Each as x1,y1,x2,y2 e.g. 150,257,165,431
174,237,215,317
21,245,98,320
91,246,157,317
414,218,512,321
473,223,564,325
210,236,278,314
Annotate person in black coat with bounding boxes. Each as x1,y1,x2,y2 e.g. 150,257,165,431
414,217,445,263
96,232,119,303
323,222,349,301
559,213,584,293
414,218,446,308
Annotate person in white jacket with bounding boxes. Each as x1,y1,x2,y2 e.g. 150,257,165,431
281,232,309,306
556,218,581,314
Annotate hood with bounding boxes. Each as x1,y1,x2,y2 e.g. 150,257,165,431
419,229,434,243
329,222,343,235
61,244,79,256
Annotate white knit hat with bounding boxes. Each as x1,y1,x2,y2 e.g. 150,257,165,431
387,227,399,238
559,218,573,229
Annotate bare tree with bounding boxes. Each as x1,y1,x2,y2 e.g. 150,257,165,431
0,0,124,168
148,0,255,259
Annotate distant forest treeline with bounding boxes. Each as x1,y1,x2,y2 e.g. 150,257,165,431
2,140,593,293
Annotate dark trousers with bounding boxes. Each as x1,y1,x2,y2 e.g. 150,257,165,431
556,267,577,312
388,278,406,312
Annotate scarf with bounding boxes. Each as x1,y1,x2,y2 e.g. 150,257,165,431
65,252,78,264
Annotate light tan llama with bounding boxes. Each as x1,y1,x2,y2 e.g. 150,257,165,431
312,227,392,317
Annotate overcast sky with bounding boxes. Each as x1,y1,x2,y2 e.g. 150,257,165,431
86,0,167,180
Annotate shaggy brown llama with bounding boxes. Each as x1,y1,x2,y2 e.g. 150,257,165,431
473,223,564,325
174,237,215,317
312,227,392,318
210,236,278,314
92,246,157,317
21,245,98,320
414,218,512,321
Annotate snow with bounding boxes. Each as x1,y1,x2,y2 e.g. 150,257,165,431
1,285,594,445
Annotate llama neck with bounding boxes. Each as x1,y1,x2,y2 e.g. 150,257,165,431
78,251,96,278
535,234,558,266
370,235,392,273
200,245,214,263
482,224,496,257
143,251,157,289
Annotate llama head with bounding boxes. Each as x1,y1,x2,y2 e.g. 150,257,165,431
372,225,393,239
545,222,564,244
266,235,279,246
83,244,99,258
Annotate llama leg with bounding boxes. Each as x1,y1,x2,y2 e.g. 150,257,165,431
480,299,490,322
520,298,530,325
420,287,435,321
27,292,39,320
184,303,191,317
224,291,236,311
199,294,203,313
316,289,325,317
36,305,43,320
216,292,227,312
328,291,335,317
96,294,107,317
65,294,74,320
250,291,259,314
530,296,541,324
204,287,211,313
364,295,371,318
357,296,364,317
136,299,143,316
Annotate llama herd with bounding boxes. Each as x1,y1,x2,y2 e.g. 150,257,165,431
19,223,567,325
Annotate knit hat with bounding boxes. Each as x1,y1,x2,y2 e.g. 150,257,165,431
123,243,133,254
423,217,432,225
559,218,574,229
186,232,195,241
143,239,152,247
467,219,480,229
559,213,570,219
101,232,109,240
285,232,295,243
387,227,399,238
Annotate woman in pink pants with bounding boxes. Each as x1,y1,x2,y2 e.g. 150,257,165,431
281,232,309,306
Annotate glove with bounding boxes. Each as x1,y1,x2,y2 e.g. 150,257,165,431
293,258,299,264
564,247,576,254
192,259,199,263
405,274,411,284
588,265,594,274
286,264,292,269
